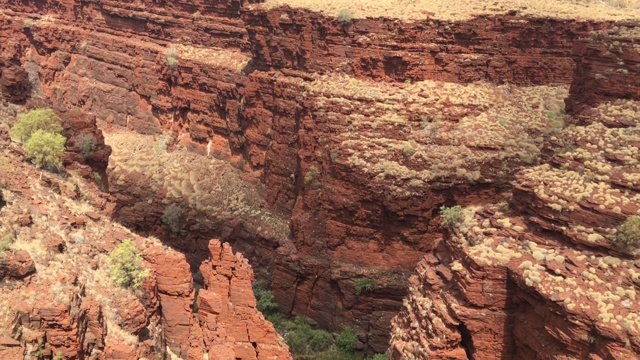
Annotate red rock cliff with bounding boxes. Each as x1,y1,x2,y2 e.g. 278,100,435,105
1,0,639,354
390,22,640,359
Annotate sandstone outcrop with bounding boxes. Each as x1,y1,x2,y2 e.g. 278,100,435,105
193,240,290,360
243,7,605,84
0,250,35,280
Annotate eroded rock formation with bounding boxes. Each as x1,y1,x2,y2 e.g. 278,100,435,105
0,60,31,103
0,0,639,355
389,22,640,360
0,109,288,358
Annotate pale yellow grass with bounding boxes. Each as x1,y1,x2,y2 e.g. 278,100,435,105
175,44,250,72
305,72,568,197
258,0,640,21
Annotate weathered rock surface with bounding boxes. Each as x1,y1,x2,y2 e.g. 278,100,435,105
566,25,640,116
1,0,640,355
0,60,31,103
390,27,640,358
58,107,113,185
193,240,290,360
0,112,289,359
244,7,607,84
0,250,35,280
143,239,291,359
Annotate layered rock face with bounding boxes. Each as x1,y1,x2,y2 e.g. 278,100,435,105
1,0,639,354
0,111,288,358
244,8,605,84
390,23,640,359
566,25,640,115
0,60,31,103
146,239,290,360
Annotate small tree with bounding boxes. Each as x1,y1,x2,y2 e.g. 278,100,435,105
76,134,97,159
440,205,464,230
336,327,358,353
162,204,184,233
108,240,149,290
11,108,63,143
617,215,640,251
25,130,66,170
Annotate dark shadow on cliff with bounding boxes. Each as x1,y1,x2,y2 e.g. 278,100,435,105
0,59,32,105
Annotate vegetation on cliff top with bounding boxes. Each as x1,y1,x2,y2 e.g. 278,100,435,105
257,0,640,21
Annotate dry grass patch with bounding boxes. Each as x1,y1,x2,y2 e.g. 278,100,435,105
307,73,568,197
106,130,290,243
258,0,640,21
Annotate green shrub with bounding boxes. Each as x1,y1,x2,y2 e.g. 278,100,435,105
53,351,64,360
617,215,640,251
76,134,97,158
0,234,13,252
283,317,333,356
402,145,415,158
372,353,389,360
254,286,279,316
305,166,320,184
162,204,184,233
265,312,285,332
23,19,34,28
545,108,566,135
355,278,374,295
25,130,66,170
309,329,333,352
335,327,358,353
440,205,464,230
94,172,105,190
108,240,149,290
337,10,353,24
497,201,510,213
11,108,63,143
307,350,361,360
330,150,339,163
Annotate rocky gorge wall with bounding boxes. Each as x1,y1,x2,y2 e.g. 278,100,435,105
0,113,289,359
389,23,640,359
1,0,639,355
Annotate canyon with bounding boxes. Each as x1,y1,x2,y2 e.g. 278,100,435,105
0,0,639,359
